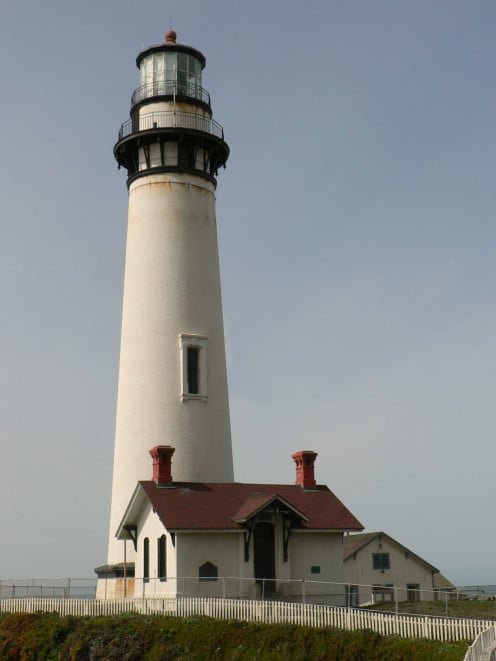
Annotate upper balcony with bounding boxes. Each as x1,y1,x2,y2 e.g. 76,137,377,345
117,110,225,142
131,80,211,109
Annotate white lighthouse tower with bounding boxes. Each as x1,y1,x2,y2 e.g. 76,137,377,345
102,29,234,573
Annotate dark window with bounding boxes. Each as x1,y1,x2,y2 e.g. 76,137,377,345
311,566,321,574
407,583,420,601
158,535,167,581
372,553,390,570
187,347,200,394
345,584,359,608
178,143,195,169
199,561,218,581
143,537,149,582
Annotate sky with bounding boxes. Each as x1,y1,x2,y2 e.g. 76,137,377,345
0,1,494,586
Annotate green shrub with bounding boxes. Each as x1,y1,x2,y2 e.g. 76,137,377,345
0,612,469,660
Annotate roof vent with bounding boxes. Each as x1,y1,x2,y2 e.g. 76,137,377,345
292,450,318,489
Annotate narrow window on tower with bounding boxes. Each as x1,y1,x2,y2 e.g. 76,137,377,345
187,347,199,394
179,334,207,401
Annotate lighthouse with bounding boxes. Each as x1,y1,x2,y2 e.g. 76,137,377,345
104,30,234,571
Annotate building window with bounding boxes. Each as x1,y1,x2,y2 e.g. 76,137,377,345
407,583,420,601
345,585,359,608
187,347,200,394
143,537,150,582
179,334,207,400
372,553,390,570
199,561,218,581
372,584,394,602
310,566,321,574
157,535,167,581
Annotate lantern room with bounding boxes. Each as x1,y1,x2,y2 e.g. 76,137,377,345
132,30,210,110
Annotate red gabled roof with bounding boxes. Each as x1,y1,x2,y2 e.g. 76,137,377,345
137,481,363,532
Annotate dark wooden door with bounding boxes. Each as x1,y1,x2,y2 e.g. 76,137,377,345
254,522,275,593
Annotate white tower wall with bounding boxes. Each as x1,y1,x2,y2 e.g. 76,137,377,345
101,31,234,570
107,171,233,564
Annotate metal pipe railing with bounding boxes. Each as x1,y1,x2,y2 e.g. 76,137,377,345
131,80,210,107
118,110,224,141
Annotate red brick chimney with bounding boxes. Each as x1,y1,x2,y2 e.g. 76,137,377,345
149,445,175,484
292,450,318,489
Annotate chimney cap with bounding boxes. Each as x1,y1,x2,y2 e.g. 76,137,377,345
291,450,318,463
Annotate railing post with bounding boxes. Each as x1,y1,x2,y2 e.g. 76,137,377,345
222,576,226,599
302,580,306,605
394,587,399,615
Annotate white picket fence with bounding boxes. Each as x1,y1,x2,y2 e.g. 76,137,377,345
464,625,496,661
0,596,491,645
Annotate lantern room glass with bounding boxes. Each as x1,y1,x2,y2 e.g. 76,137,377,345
140,51,202,97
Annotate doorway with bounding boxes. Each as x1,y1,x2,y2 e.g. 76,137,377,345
253,521,275,594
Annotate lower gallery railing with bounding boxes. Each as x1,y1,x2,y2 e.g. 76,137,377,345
0,596,491,645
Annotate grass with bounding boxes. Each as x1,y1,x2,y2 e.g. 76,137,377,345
0,612,469,660
368,598,496,621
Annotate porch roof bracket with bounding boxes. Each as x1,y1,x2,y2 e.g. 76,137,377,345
244,519,255,562
283,517,293,562
123,525,138,552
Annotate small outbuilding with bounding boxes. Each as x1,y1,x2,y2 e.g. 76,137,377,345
343,531,454,605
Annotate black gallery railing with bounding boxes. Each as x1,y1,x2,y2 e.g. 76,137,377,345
118,110,225,141
131,80,211,107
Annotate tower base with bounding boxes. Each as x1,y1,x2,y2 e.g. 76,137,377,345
95,563,135,599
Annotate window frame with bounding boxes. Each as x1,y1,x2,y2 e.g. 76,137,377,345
372,552,390,571
406,583,420,601
179,334,207,401
199,561,218,582
372,584,394,602
345,584,359,608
